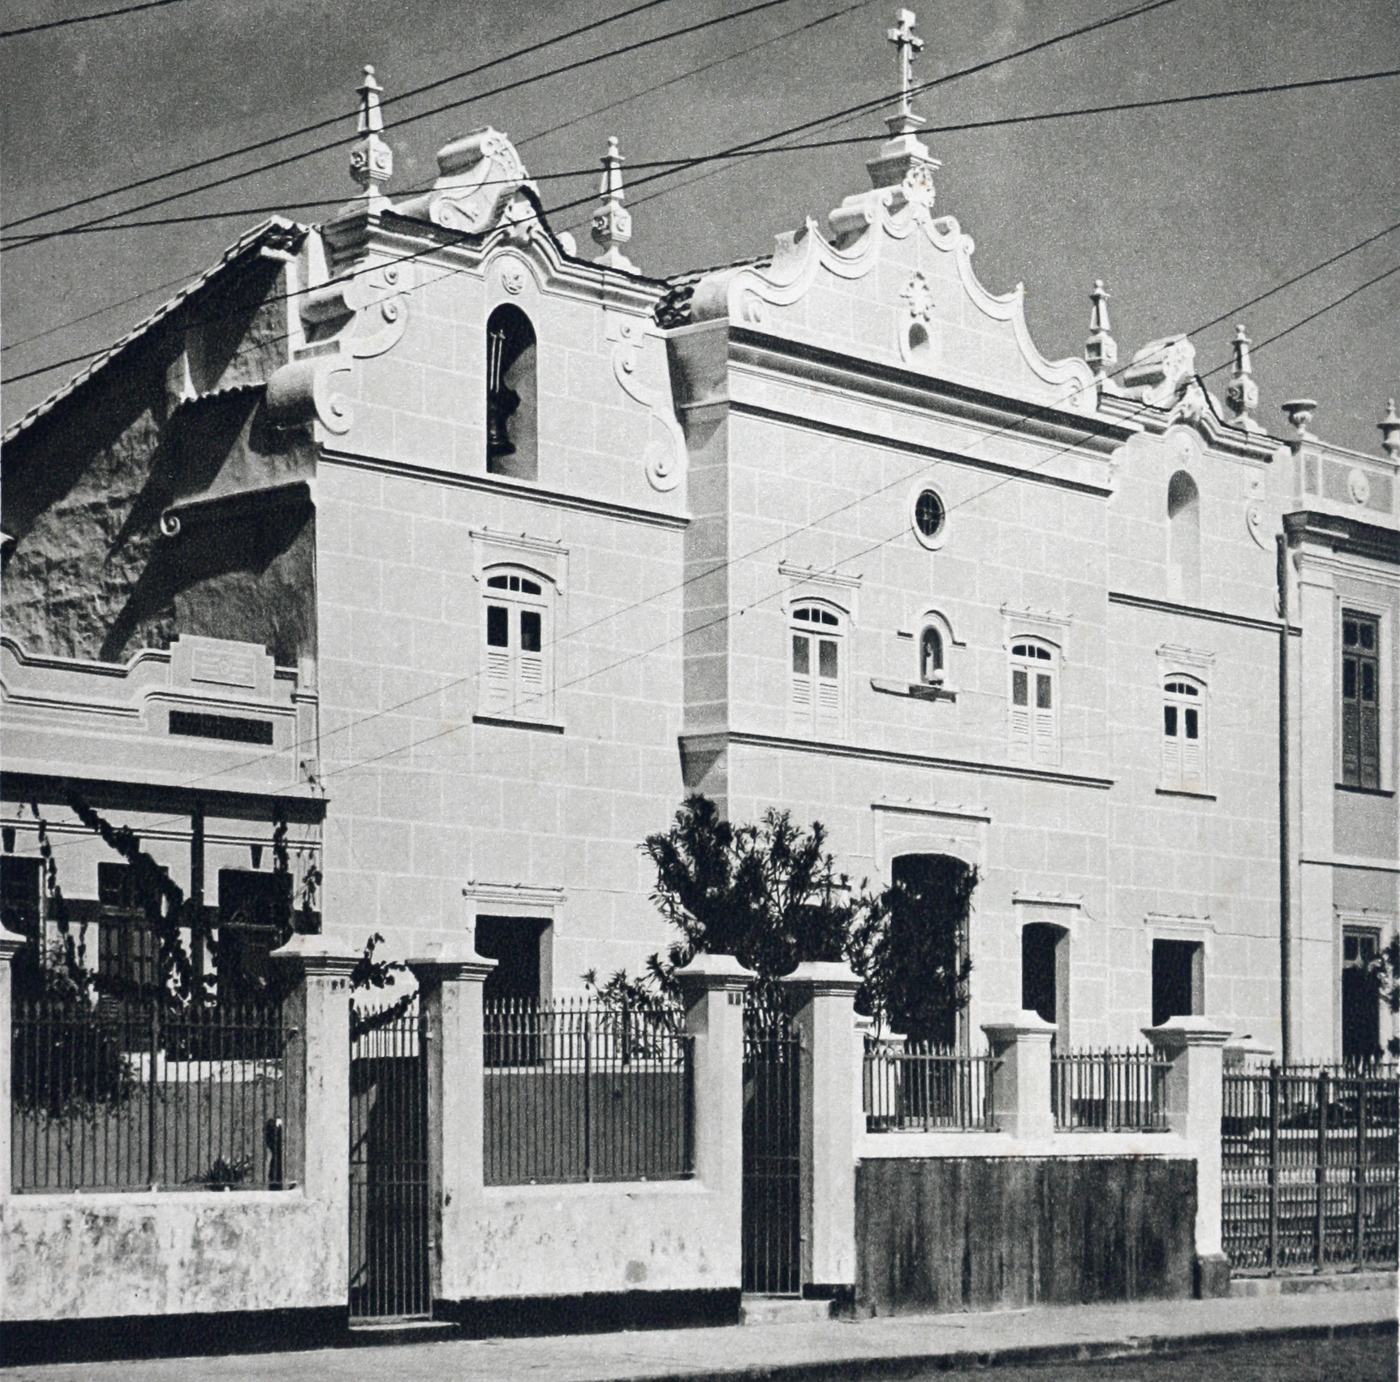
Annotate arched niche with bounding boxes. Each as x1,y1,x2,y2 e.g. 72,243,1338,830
487,303,538,481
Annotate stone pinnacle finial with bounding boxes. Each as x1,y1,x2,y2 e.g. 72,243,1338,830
1379,399,1400,459
1225,323,1259,426
887,9,924,130
1084,280,1117,381
591,136,636,272
349,65,393,204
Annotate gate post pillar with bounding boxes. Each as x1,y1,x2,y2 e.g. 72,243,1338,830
408,943,496,1309
1144,1016,1232,1297
676,954,753,1290
781,962,861,1302
981,1011,1057,1139
270,933,359,1310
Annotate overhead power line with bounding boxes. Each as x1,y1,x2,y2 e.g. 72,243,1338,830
0,0,187,40
5,0,805,251
3,0,685,230
0,0,870,358
13,64,1400,250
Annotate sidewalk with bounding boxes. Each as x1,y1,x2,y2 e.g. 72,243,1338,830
7,1288,1396,1381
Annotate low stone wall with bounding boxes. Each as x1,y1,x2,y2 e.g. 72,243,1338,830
856,1155,1197,1313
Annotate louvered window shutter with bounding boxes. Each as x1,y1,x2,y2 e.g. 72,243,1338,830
1360,658,1380,789
1032,672,1056,764
1182,706,1202,784
1163,703,1182,785
518,608,544,716
484,604,513,712
816,637,840,734
791,633,813,724
1010,668,1030,757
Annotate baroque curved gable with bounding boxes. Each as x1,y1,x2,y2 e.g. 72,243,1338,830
686,189,1098,416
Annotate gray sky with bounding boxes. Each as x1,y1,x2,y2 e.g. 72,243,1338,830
2,0,1397,451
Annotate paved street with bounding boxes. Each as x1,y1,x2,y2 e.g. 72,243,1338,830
7,1289,1395,1381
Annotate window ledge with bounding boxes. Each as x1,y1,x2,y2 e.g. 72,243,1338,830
1155,787,1216,801
1335,784,1394,798
870,676,957,703
472,714,564,735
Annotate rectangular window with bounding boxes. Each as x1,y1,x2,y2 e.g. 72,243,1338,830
790,626,841,737
1162,680,1206,791
1341,928,1381,1060
0,856,42,941
481,586,550,721
1341,611,1380,788
1151,939,1203,1027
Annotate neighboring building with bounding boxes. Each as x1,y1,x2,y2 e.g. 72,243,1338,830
2,39,1395,1060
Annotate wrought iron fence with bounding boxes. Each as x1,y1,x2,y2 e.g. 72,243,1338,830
1051,1047,1170,1132
11,998,292,1192
743,997,801,1295
864,1038,998,1132
1223,1063,1399,1274
483,999,693,1186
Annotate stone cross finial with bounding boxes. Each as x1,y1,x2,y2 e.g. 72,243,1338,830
349,65,393,203
888,10,924,121
1226,323,1259,425
591,135,636,272
1380,399,1400,459
1084,279,1117,380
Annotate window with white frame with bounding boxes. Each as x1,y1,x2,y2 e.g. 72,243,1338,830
481,568,551,720
1341,610,1380,789
1009,639,1058,764
1161,677,1206,791
790,604,843,737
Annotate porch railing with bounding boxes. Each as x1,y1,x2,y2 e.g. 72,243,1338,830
1051,1047,1170,1132
11,998,292,1192
864,1038,998,1132
483,999,693,1186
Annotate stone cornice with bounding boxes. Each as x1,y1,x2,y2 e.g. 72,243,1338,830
729,326,1138,461
679,730,1113,790
1284,510,1400,566
319,450,688,531
1108,590,1299,636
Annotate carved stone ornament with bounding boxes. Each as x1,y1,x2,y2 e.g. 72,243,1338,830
1245,500,1269,549
498,259,528,295
606,313,686,491
1122,335,1196,409
423,128,538,239
900,163,936,209
1348,468,1372,505
901,271,935,323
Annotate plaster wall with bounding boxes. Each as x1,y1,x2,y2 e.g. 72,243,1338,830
440,1181,732,1301
1,1191,340,1322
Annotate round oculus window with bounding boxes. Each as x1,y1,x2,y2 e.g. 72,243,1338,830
913,488,946,546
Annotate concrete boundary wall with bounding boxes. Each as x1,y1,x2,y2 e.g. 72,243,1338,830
0,931,357,1346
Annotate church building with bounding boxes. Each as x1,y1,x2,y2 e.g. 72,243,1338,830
3,16,1396,1063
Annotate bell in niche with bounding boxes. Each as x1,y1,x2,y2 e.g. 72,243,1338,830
487,323,519,459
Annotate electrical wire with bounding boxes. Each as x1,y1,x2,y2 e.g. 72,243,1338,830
33,240,1398,850
0,0,187,40
4,0,808,252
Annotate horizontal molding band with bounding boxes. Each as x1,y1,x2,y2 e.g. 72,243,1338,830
320,450,689,531
728,326,1139,456
1108,590,1300,636
680,729,1113,790
1300,854,1400,875
728,400,1114,498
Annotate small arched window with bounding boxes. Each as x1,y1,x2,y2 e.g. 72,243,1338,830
1167,470,1200,603
790,604,843,738
1162,677,1205,790
487,304,538,481
481,565,552,720
1009,640,1058,764
920,626,944,684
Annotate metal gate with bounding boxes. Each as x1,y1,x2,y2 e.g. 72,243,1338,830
349,1002,432,1320
742,1000,802,1295
1222,1064,1399,1274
